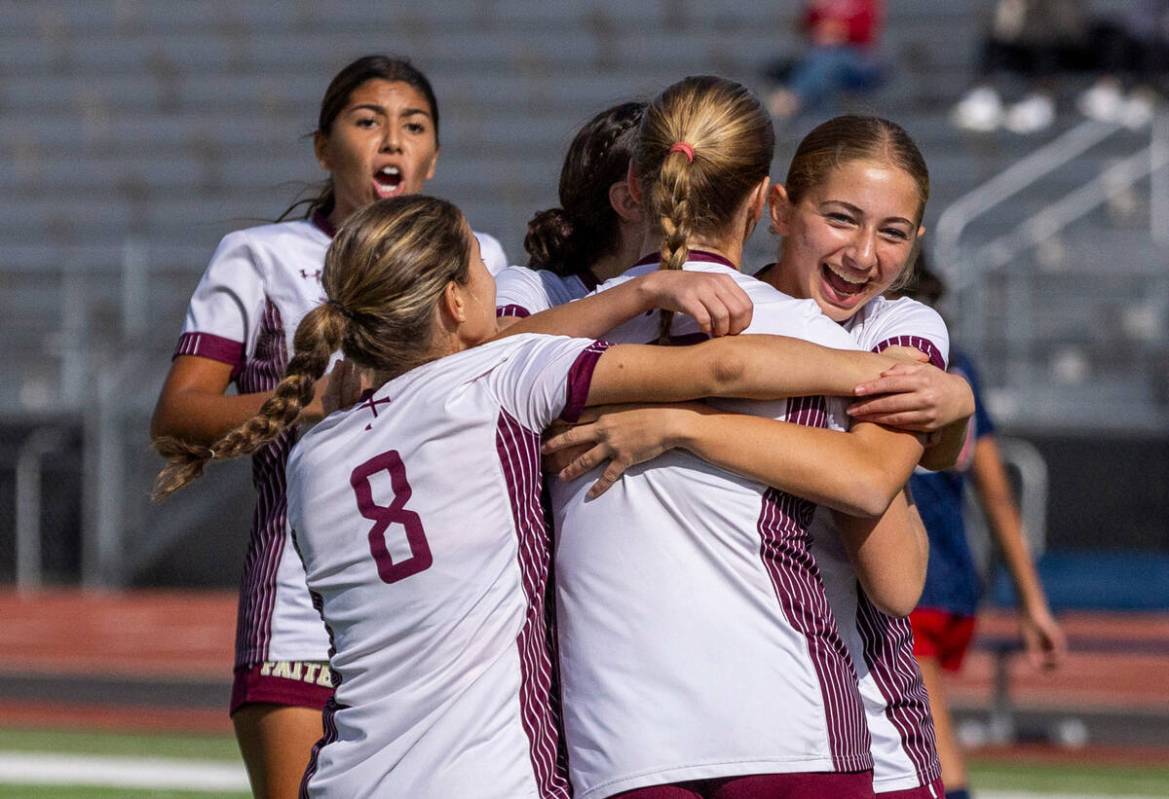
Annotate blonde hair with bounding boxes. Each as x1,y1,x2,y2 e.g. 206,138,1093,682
636,75,774,341
784,115,930,292
153,195,471,500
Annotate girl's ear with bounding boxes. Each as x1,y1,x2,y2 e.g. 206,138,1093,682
440,280,466,325
768,183,794,236
609,180,643,223
625,160,643,205
313,131,331,171
747,176,771,228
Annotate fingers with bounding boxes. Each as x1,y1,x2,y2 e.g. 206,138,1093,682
660,273,754,339
559,445,611,482
542,424,594,455
587,458,630,499
854,369,930,397
849,392,933,418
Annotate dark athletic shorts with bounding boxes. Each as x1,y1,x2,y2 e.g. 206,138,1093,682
612,769,875,799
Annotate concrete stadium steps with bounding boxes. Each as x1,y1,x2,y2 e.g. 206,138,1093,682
0,0,1164,432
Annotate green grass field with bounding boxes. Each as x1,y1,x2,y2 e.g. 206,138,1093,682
0,728,1165,798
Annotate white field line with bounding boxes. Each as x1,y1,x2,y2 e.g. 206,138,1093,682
0,752,249,791
0,755,1155,799
983,793,1157,799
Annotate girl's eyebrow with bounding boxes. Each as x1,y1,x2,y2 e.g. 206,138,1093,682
821,200,913,227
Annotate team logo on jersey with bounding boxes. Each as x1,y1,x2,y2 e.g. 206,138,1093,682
299,268,322,281
360,393,392,430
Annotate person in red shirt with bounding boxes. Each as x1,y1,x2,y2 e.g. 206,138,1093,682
768,1,885,121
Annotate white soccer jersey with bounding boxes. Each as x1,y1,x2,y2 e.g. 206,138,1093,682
176,213,508,668
291,333,607,799
810,294,949,793
553,256,873,799
176,214,334,667
495,265,595,318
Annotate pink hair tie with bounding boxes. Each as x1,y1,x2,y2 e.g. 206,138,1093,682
668,141,695,163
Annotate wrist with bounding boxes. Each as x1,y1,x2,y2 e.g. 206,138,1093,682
633,272,663,313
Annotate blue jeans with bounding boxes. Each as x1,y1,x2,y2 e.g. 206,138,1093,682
788,45,883,109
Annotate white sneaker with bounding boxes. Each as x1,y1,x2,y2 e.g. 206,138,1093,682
1005,92,1055,134
951,86,1003,132
1121,90,1156,129
1078,80,1125,123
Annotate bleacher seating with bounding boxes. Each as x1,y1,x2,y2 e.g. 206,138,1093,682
0,0,1164,585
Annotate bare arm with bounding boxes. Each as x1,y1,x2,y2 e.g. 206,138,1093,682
546,400,923,518
850,362,974,462
585,335,903,409
833,488,929,617
919,418,970,472
849,359,975,471
151,355,328,444
494,270,753,341
970,435,1066,670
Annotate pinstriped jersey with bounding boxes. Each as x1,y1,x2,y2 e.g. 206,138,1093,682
552,259,873,799
175,215,508,668
175,215,334,667
811,294,948,793
292,334,605,799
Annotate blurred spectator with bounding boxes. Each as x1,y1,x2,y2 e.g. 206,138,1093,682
951,0,1087,134
765,0,885,122
1077,0,1169,129
901,263,1066,799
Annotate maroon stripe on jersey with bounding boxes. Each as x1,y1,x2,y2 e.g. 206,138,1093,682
561,340,610,424
310,211,337,238
496,410,572,799
300,696,343,799
873,335,946,371
497,304,532,318
856,592,942,788
755,394,872,773
173,332,245,378
631,249,737,270
233,298,299,668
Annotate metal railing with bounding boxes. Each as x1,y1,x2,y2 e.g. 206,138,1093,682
932,114,1169,428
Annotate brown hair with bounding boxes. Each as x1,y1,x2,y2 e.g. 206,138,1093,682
636,76,774,340
280,55,440,221
784,115,929,291
154,195,470,500
524,101,646,277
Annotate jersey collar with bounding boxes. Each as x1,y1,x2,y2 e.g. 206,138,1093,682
631,249,738,270
311,211,337,239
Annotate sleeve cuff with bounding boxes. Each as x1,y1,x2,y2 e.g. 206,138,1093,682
496,304,531,319
173,332,245,379
560,340,611,423
873,335,946,370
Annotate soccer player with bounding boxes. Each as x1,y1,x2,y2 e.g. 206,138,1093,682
149,55,504,798
153,194,918,798
547,116,978,799
496,101,648,319
904,266,1066,799
546,77,932,799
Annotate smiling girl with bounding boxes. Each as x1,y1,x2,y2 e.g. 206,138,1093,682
150,55,502,798
549,116,974,799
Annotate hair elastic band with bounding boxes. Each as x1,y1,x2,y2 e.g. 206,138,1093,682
668,142,695,163
327,299,358,322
